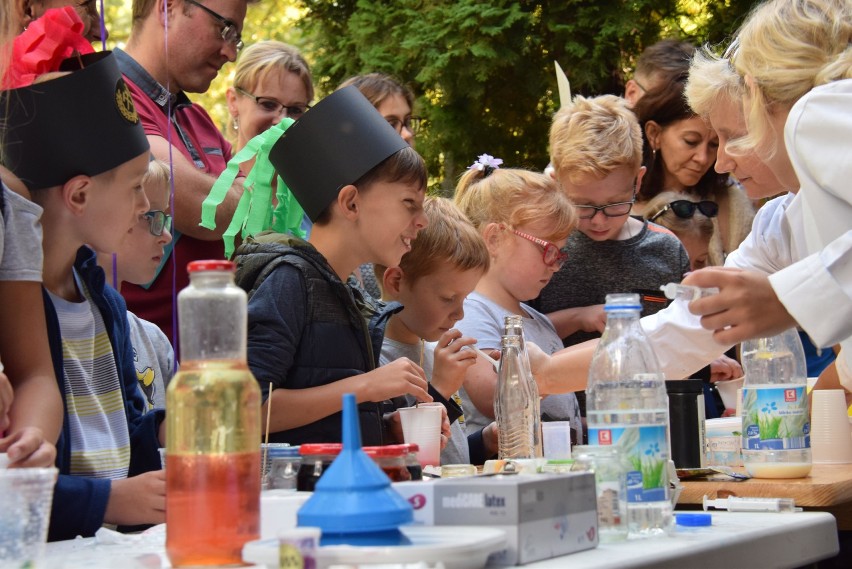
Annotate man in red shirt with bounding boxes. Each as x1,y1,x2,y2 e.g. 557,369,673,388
115,0,253,343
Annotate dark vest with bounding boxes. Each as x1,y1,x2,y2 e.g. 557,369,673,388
235,233,400,446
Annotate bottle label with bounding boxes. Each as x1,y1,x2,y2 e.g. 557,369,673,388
741,386,810,451
589,425,668,503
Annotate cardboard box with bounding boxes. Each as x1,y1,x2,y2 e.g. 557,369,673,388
394,472,598,565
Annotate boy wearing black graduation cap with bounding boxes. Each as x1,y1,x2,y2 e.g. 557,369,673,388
233,86,450,446
1,45,166,539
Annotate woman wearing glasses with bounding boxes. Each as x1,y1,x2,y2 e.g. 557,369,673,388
97,159,175,411
633,76,754,266
226,40,314,154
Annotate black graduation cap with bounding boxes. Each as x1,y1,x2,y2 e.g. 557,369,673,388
0,51,150,191
269,85,408,222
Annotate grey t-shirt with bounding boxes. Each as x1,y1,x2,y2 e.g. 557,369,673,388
0,183,43,282
533,219,690,346
127,311,175,411
380,337,470,465
455,292,582,444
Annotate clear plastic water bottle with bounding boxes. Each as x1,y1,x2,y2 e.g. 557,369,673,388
166,261,262,566
504,315,543,457
740,328,811,479
586,293,672,537
495,334,536,459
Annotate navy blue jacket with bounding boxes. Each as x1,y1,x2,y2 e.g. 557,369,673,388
45,246,164,541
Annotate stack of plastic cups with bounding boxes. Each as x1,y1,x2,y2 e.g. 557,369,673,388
811,390,852,464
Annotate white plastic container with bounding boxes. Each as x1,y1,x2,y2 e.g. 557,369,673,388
705,417,743,467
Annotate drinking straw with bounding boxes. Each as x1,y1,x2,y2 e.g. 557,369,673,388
262,382,273,479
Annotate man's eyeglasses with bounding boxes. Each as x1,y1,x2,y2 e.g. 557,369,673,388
512,230,568,268
185,0,243,52
386,116,423,136
648,200,719,222
236,87,310,118
144,211,172,237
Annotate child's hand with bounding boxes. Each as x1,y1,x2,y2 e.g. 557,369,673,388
0,427,56,468
709,355,743,383
0,370,12,433
577,304,607,334
361,358,432,403
431,330,478,399
103,470,166,526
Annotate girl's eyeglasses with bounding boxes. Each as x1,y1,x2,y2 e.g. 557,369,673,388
144,211,172,237
512,230,568,268
386,116,423,136
235,87,311,118
648,200,719,222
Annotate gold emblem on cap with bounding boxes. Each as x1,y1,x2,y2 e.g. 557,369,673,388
115,77,139,124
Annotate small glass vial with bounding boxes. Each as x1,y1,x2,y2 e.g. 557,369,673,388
572,445,628,542
267,446,301,491
297,444,342,492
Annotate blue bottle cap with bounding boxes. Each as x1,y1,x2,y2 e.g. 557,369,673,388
297,394,413,544
675,513,712,527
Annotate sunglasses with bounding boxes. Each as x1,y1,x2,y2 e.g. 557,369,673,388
648,200,719,222
144,210,172,237
185,0,243,52
512,230,568,268
235,87,310,119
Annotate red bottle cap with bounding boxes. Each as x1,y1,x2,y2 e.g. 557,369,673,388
187,260,235,273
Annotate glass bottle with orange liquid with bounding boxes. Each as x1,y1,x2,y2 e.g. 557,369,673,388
166,260,261,566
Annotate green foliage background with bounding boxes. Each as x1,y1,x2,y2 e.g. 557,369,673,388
103,0,759,194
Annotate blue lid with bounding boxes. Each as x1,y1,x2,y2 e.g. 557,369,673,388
676,513,712,527
297,394,413,539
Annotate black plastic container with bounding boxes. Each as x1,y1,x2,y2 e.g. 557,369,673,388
666,379,706,469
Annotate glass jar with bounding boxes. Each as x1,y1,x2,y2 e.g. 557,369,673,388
364,445,412,482
403,443,423,480
572,445,628,542
296,444,342,492
267,446,301,491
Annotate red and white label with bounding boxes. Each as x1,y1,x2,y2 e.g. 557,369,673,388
597,430,613,445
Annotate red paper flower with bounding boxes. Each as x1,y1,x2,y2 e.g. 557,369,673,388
3,6,94,90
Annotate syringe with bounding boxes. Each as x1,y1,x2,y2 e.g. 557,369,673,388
660,283,719,302
703,495,801,513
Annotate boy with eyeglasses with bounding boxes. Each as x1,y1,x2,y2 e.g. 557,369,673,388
97,159,175,411
115,0,256,346
533,94,690,348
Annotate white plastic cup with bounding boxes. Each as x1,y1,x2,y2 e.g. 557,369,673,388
542,421,572,460
0,467,57,566
715,376,744,411
398,404,442,467
811,389,852,464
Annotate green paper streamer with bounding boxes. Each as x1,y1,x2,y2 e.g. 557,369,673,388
200,117,305,258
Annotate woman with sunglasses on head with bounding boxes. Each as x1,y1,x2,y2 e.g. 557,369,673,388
338,72,423,298
452,157,584,445
633,75,755,266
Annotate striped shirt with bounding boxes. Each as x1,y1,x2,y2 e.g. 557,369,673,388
49,273,130,479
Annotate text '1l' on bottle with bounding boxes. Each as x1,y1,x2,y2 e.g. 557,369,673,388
586,293,673,537
166,260,261,566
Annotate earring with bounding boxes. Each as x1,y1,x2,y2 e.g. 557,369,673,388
232,118,239,131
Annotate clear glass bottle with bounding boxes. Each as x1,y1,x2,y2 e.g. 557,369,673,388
571,445,628,542
504,315,543,457
495,334,536,459
740,328,811,478
166,260,261,566
586,293,672,537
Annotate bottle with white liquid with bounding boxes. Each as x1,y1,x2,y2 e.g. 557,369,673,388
587,293,672,537
740,329,811,479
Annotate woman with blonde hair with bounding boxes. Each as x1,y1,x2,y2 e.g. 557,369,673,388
226,40,314,153
684,0,852,390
